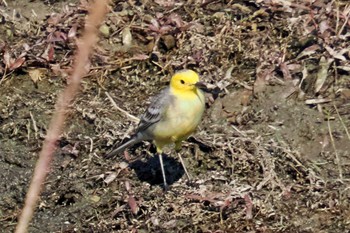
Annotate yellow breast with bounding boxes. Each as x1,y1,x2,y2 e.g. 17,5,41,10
152,89,205,144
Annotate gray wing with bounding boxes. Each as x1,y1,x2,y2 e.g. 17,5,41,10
136,87,172,133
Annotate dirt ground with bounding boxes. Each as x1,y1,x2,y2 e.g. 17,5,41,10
1,0,350,232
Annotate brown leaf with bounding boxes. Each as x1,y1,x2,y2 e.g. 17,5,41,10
68,25,78,39
47,32,62,43
149,18,160,32
244,194,253,220
3,50,11,67
280,62,292,80
60,143,79,157
128,195,139,214
47,13,62,25
297,44,321,59
158,25,172,34
166,13,185,28
123,150,131,161
315,56,334,93
23,43,30,51
48,45,55,61
42,44,55,61
286,63,302,73
9,57,25,71
54,31,68,42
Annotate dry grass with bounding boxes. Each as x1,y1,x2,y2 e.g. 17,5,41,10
0,0,349,232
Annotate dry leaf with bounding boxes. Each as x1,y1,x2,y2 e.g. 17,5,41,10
162,220,177,228
131,54,149,61
125,180,131,192
305,98,331,104
99,24,110,37
3,50,11,67
167,13,184,28
315,56,333,93
337,66,350,72
48,44,55,61
155,0,175,7
47,13,62,25
42,44,55,61
254,63,275,95
9,57,25,71
104,172,117,185
119,161,129,169
122,27,132,47
286,63,302,73
149,18,160,32
244,194,253,220
280,62,292,80
68,25,78,39
28,68,46,83
128,195,139,214
297,44,321,59
90,195,101,203
325,45,347,61
319,20,330,34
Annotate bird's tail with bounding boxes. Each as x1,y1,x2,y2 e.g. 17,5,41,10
106,135,143,158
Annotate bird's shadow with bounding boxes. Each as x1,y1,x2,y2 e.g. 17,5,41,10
129,153,185,187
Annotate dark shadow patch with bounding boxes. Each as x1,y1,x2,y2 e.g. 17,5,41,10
129,153,185,187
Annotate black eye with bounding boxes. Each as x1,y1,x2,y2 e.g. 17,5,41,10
180,80,185,84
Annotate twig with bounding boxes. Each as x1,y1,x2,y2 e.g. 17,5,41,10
335,0,340,34
105,91,140,123
231,125,248,137
333,103,350,142
31,9,38,18
0,69,15,85
85,136,94,153
2,0,8,7
337,9,349,36
29,112,38,139
327,117,343,181
15,1,109,232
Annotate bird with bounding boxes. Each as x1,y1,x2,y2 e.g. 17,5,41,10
107,69,206,189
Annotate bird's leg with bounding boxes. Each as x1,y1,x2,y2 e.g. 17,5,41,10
156,148,168,189
177,152,192,180
175,142,192,181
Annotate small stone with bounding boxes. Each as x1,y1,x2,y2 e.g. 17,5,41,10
99,24,110,37
162,35,176,50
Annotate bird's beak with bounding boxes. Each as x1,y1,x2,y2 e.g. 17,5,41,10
194,81,206,90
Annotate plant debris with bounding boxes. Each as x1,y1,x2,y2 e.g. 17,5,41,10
1,0,350,232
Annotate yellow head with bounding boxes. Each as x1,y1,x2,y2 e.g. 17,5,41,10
170,69,201,92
